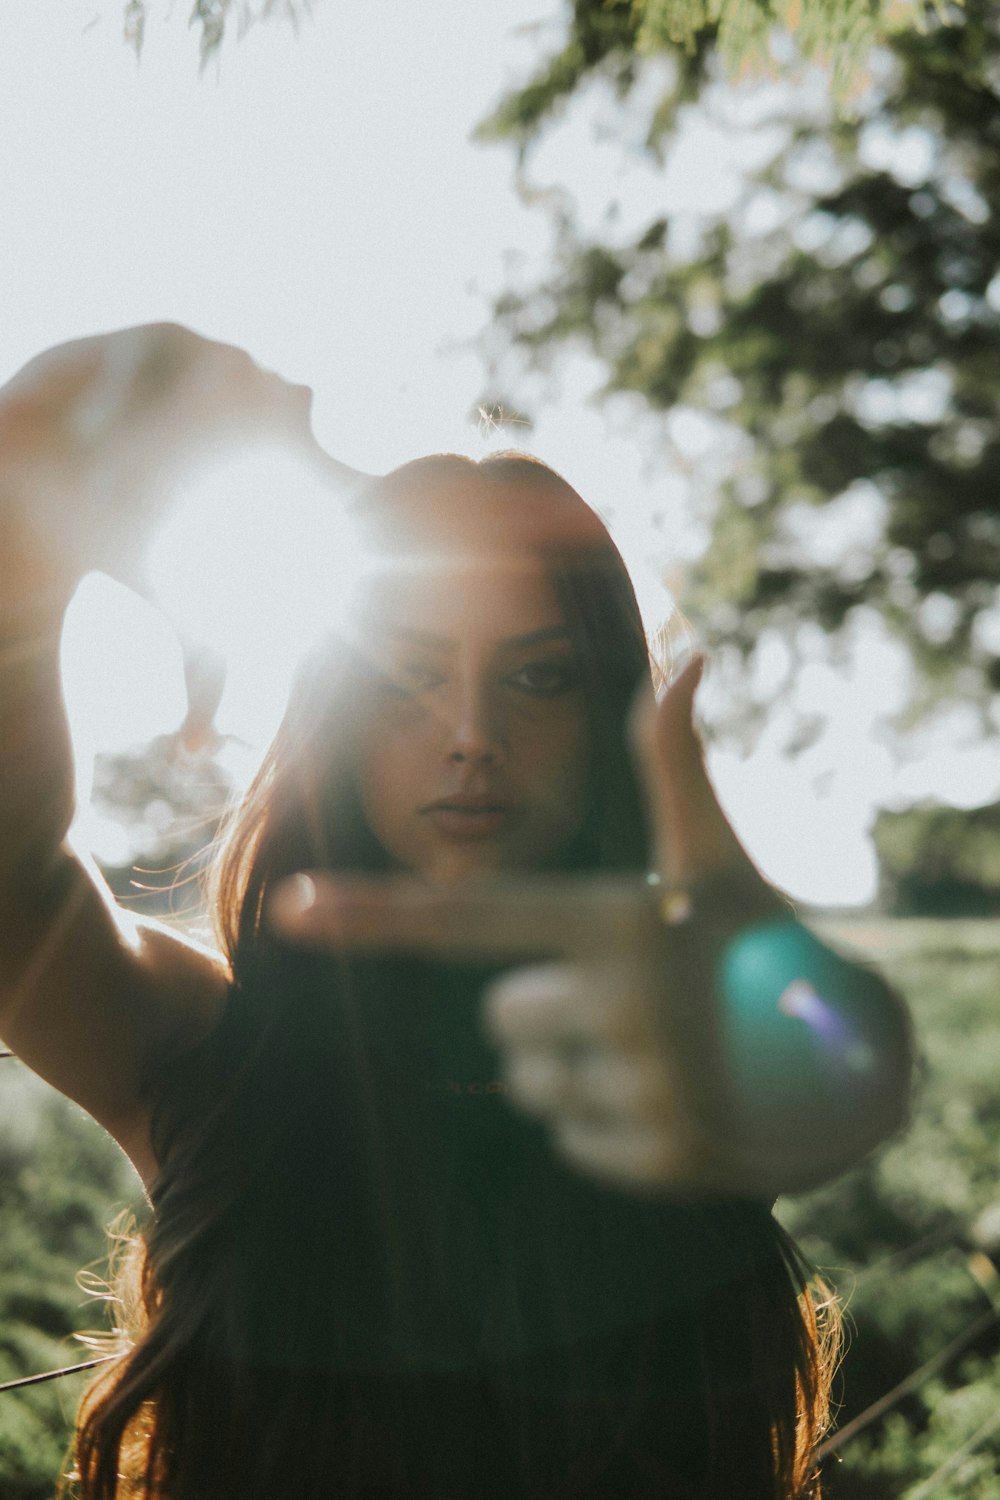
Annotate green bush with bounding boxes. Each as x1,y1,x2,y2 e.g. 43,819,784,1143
874,806,1000,917
780,920,1000,1496
0,1072,143,1500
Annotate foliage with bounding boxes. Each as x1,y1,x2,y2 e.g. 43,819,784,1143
90,731,233,931
628,0,939,98
115,0,942,80
480,0,1000,749
0,1070,143,1500
478,0,955,126
477,1,705,151
120,0,313,66
781,919,1000,1495
874,801,1000,914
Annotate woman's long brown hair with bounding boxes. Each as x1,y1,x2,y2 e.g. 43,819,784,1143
68,453,839,1499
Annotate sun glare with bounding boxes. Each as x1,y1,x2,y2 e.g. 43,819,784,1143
61,574,188,764
59,439,368,858
141,438,366,748
143,439,365,672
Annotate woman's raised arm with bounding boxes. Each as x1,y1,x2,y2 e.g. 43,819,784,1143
0,325,334,1184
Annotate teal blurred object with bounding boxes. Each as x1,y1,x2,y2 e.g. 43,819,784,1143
718,919,886,1125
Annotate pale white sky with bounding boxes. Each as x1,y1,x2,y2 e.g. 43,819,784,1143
6,1,985,907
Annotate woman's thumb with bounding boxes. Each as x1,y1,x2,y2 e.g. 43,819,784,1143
629,653,746,885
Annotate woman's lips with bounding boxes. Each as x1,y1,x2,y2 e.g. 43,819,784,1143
421,799,519,840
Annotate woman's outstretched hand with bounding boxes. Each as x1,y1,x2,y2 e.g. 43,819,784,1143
1,323,352,620
269,658,913,1200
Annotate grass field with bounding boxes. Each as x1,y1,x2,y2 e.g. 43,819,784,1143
1,918,998,1498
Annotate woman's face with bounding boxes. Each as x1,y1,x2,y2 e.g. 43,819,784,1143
356,544,591,887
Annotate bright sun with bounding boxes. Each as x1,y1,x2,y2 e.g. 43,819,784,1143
61,440,366,813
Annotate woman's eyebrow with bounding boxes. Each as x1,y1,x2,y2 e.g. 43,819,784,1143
387,626,451,649
388,625,572,650
499,625,573,650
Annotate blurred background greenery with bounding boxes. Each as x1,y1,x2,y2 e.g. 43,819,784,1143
477,0,1000,774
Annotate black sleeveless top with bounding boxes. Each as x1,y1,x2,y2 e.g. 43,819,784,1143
151,951,794,1499
313,959,791,1497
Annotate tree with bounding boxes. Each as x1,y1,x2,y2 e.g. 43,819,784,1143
117,0,940,80
479,0,1000,749
874,800,1000,914
119,0,311,65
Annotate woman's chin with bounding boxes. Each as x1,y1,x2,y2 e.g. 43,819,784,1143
414,827,583,889
419,850,511,890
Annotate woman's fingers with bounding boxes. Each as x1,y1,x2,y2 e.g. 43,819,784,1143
268,875,692,1163
268,871,656,963
482,961,653,1048
504,1043,674,1123
553,1117,695,1194
629,654,750,888
2,323,358,596
490,965,696,1187
485,964,677,1123
3,325,219,452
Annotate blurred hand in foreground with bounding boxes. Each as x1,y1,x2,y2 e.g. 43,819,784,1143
270,657,913,1200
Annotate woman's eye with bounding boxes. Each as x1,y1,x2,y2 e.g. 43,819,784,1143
506,661,578,697
384,663,445,695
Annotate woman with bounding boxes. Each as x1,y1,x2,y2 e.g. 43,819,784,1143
0,326,908,1499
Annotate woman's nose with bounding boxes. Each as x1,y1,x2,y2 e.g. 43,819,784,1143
445,683,504,766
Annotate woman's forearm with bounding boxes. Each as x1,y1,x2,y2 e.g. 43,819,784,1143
0,638,73,875
0,590,79,1008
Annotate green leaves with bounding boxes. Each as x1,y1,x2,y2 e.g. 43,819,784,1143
780,921,1000,1495
0,1070,143,1500
875,803,1000,915
477,0,959,130
633,0,890,96
482,0,1000,744
120,0,313,66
